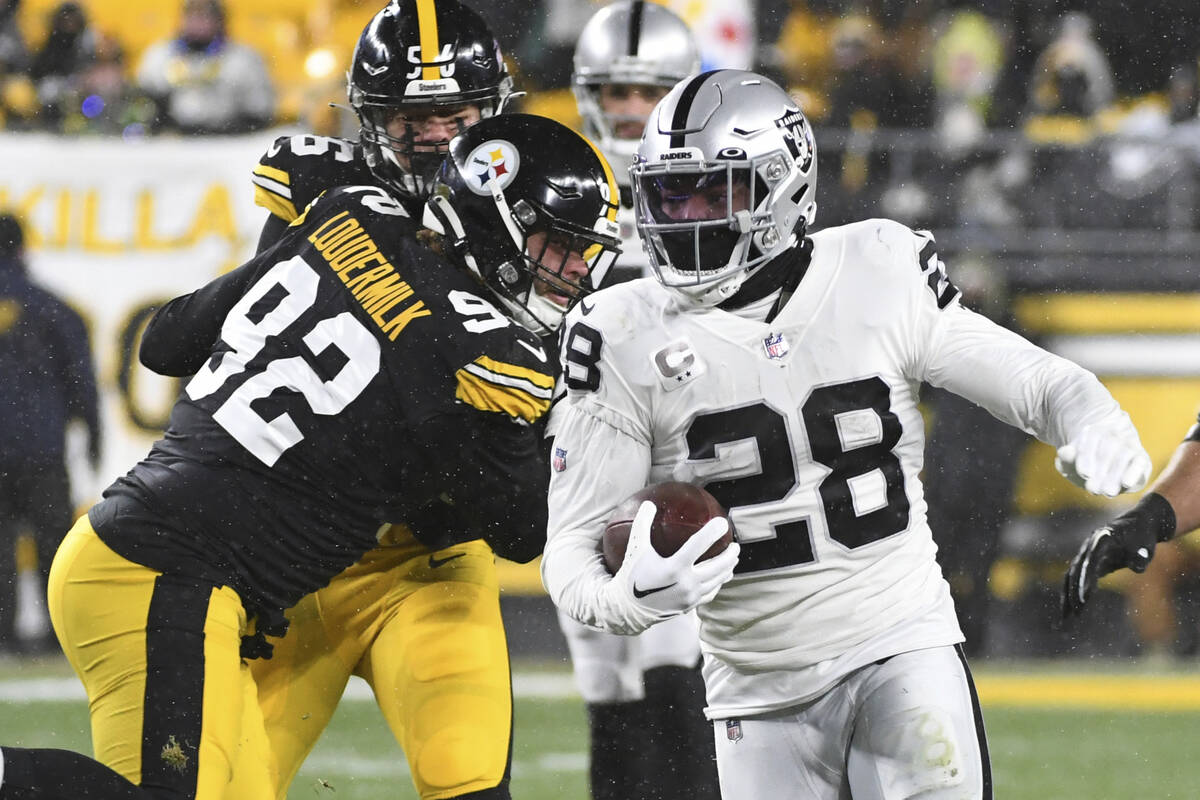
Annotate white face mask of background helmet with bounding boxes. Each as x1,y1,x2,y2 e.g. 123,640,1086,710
348,0,514,199
631,70,817,305
572,0,699,179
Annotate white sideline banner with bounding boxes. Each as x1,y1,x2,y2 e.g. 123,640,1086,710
0,130,300,504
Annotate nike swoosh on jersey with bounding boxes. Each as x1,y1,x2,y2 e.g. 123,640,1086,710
428,552,466,569
632,581,676,599
579,298,595,315
516,339,547,362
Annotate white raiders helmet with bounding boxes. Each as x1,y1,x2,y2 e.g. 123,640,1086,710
572,0,699,178
631,69,817,304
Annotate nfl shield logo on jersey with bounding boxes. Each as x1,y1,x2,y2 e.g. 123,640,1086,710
763,332,789,360
552,446,568,472
725,719,743,742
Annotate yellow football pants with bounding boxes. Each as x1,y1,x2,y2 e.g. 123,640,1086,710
47,515,273,799
252,527,512,800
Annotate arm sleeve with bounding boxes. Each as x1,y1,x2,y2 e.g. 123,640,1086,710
408,411,549,563
541,400,655,632
255,213,290,255
920,302,1123,448
139,259,262,377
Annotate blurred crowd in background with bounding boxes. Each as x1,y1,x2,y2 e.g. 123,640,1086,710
3,0,1200,663
2,0,1200,232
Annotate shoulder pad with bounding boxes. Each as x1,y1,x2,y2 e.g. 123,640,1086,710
252,134,371,223
453,321,556,425
817,219,960,310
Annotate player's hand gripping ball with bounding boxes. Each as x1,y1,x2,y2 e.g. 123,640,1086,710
602,482,733,573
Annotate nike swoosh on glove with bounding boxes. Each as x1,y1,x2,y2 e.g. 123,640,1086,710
1055,415,1152,497
602,500,740,634
1061,492,1176,620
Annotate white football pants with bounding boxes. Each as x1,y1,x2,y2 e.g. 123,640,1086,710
712,645,990,799
557,608,702,703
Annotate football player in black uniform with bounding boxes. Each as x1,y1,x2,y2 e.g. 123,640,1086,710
252,0,512,232
244,3,545,799
1062,418,1199,621
0,113,619,800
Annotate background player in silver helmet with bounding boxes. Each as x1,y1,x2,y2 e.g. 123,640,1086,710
192,3,557,799
542,70,1152,800
563,3,717,799
572,0,699,285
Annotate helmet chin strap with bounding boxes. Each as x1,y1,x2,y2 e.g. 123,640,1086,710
376,138,421,196
423,195,482,276
487,175,526,251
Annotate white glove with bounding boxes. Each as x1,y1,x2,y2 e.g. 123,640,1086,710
1055,415,1151,498
602,500,740,634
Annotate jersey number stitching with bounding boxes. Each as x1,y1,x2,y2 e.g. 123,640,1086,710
687,377,910,574
186,255,382,466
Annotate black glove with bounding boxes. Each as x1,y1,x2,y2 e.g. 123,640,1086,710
1061,492,1176,620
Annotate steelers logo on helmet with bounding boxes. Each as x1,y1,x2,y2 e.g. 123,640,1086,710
465,139,520,195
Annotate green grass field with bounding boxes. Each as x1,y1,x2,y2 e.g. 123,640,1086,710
3,657,1199,799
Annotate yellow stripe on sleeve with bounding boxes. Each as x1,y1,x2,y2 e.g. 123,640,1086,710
455,356,554,423
252,185,299,222
252,164,290,185
474,355,555,392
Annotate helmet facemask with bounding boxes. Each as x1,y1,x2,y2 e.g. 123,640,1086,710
426,175,620,336
633,155,799,299
353,95,502,198
632,70,819,305
484,192,620,335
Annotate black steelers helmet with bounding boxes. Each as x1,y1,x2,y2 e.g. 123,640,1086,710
423,113,622,335
348,0,513,198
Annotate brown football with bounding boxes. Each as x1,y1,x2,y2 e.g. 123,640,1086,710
602,482,733,574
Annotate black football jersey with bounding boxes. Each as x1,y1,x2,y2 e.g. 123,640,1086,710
97,184,555,620
252,133,425,223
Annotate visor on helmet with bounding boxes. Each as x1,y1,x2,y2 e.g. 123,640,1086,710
633,162,769,285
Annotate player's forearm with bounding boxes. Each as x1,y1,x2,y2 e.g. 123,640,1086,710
926,306,1122,447
542,531,658,634
140,262,259,376
1146,440,1200,537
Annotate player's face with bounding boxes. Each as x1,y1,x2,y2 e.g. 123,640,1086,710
599,83,670,139
653,173,752,222
526,231,590,307
384,103,483,166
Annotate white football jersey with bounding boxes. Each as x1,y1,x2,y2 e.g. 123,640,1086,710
544,218,1127,715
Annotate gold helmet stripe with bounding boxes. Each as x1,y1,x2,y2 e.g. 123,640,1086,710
416,0,442,82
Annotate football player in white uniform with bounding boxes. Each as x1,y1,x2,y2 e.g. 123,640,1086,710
542,70,1152,800
563,3,715,798
573,0,699,284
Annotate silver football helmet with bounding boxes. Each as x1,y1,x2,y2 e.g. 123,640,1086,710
572,0,699,178
631,70,817,304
